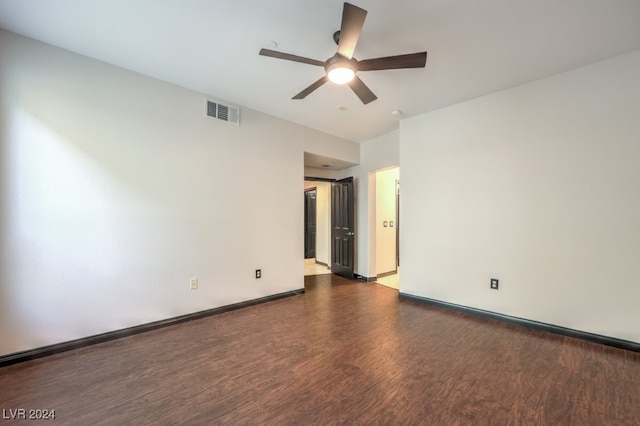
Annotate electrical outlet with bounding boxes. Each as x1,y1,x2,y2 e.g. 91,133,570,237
490,278,499,290
190,278,198,290
255,269,261,279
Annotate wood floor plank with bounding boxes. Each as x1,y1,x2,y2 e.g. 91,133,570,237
1,274,639,424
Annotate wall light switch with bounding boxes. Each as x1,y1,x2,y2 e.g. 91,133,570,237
383,221,388,227
490,278,499,290
190,278,199,290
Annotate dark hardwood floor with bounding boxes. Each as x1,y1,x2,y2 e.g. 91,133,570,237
1,274,639,425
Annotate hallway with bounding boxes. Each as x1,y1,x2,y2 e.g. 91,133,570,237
375,270,399,290
304,258,331,276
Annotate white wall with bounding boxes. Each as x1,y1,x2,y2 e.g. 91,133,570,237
376,167,399,275
0,30,358,356
400,49,640,343
343,129,399,278
304,167,342,180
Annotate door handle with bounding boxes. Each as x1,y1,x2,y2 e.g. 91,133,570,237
346,232,355,236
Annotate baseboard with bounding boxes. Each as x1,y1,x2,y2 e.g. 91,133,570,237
376,270,398,278
0,289,305,368
399,293,640,353
355,274,377,282
315,260,329,267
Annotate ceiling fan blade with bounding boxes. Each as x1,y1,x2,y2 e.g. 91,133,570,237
348,76,377,104
358,52,427,71
337,3,367,60
293,76,329,100
259,48,325,67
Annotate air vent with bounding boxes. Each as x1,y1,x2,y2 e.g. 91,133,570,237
205,99,240,126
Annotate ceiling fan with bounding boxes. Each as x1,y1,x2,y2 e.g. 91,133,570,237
259,2,427,105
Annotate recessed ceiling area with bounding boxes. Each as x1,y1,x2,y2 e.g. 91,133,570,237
304,152,357,171
0,0,639,142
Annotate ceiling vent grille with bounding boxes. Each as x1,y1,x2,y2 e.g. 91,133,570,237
205,99,240,126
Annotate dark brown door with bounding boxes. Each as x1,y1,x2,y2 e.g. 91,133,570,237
304,189,317,259
331,177,355,279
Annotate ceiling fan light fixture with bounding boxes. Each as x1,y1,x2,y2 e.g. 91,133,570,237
327,66,355,84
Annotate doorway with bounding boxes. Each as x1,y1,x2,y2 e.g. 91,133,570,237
374,167,400,289
304,180,332,276
303,177,355,278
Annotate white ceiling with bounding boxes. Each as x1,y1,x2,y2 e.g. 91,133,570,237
1,0,639,143
304,152,357,170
